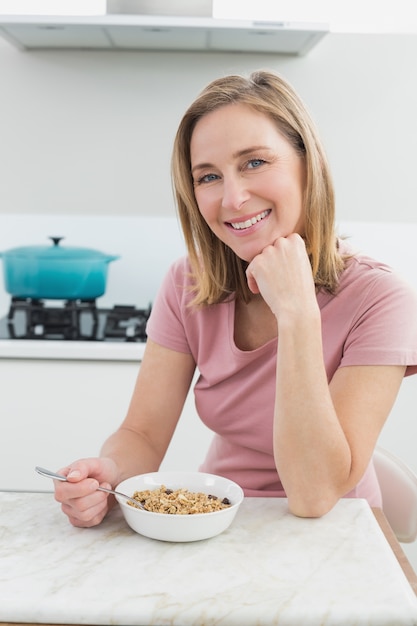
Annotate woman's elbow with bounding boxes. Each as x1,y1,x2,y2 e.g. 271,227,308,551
287,494,339,519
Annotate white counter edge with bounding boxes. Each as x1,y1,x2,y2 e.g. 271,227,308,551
0,339,145,361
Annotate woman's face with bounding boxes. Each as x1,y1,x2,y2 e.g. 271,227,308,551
190,103,306,263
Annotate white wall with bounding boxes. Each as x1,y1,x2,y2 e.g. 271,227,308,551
1,32,417,222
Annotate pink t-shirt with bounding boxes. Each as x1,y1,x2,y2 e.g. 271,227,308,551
146,242,417,505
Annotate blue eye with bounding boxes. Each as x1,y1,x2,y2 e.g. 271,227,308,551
197,173,219,184
248,159,265,169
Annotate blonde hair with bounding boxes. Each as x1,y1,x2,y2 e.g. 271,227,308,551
171,70,344,306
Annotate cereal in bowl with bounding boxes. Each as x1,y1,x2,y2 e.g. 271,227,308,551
128,485,231,515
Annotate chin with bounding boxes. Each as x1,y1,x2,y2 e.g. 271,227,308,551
231,246,264,264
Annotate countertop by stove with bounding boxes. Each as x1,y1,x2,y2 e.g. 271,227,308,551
1,492,417,626
0,337,146,361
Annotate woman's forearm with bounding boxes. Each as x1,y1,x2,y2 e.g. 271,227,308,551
99,427,164,487
273,312,351,517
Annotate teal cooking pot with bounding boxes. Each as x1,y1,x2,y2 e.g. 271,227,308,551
0,237,120,300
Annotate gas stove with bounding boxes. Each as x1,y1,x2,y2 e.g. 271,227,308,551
1,297,151,342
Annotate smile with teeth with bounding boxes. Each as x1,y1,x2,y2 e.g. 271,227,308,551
228,209,271,230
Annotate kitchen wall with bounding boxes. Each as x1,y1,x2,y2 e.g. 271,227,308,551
1,32,417,222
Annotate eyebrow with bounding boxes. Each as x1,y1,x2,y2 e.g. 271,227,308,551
191,145,272,174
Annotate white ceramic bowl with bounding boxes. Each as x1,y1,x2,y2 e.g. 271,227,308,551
115,471,244,542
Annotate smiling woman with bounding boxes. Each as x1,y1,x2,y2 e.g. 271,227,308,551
190,103,306,267
51,69,417,528
173,71,337,306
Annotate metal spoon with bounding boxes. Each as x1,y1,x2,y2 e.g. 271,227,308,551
35,466,146,510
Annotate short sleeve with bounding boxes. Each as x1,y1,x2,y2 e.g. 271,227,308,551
146,257,193,355
340,268,417,377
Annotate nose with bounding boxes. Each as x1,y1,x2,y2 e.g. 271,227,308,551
222,174,250,212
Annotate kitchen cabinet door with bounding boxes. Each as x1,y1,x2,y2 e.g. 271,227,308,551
0,360,211,491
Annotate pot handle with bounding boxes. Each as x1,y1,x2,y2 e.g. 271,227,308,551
49,237,64,247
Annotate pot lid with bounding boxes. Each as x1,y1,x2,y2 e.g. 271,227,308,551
3,237,119,261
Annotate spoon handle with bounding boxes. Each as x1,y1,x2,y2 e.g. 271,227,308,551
35,466,67,481
34,466,146,510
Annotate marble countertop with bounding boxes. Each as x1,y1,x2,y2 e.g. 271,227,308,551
1,492,417,626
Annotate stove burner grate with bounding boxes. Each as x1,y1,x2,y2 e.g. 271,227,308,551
5,298,151,342
7,297,98,340
103,304,151,342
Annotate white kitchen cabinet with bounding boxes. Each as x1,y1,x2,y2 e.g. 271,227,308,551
0,358,212,492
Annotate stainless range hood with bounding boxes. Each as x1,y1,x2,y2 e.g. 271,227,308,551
0,3,328,55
